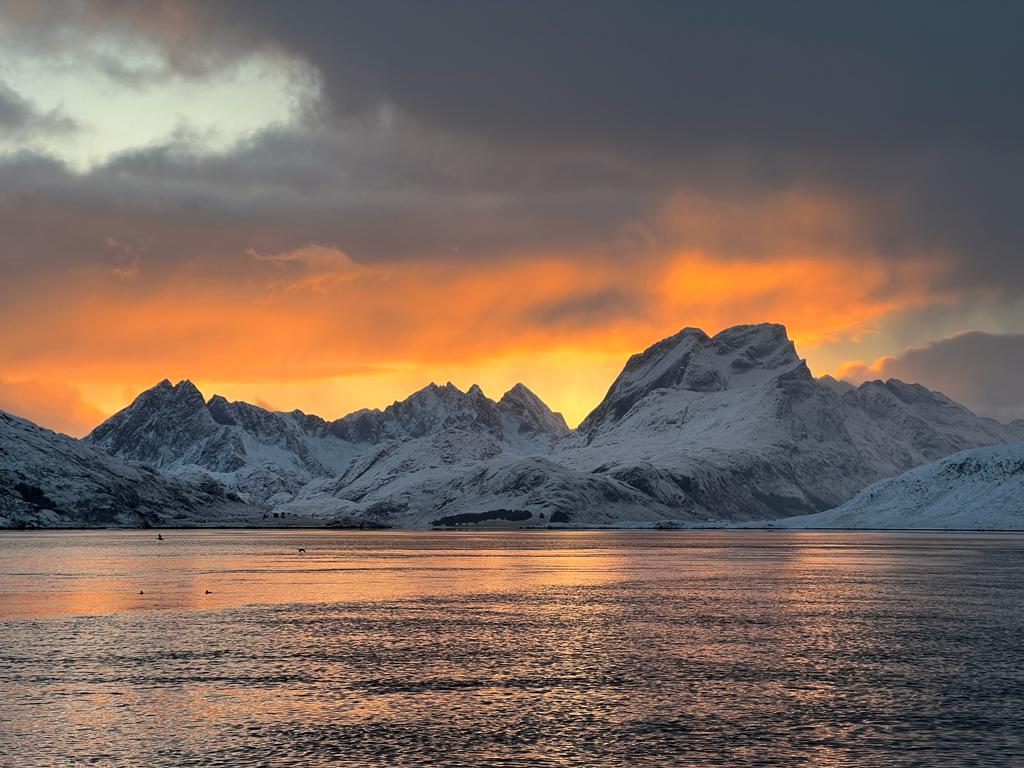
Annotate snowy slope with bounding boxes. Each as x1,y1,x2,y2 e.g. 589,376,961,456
279,383,573,524
0,410,259,529
767,443,1024,530
287,324,1023,527
85,379,367,501
58,322,1024,529
556,323,1019,523
86,379,568,507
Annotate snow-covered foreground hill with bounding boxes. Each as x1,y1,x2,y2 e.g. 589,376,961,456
0,411,262,529
57,322,1021,530
761,443,1024,530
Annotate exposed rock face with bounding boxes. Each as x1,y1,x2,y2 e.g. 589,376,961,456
579,324,800,434
84,379,567,505
498,383,571,437
38,322,1022,528
88,379,228,469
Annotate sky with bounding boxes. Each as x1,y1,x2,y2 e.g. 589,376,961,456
1,1,1023,435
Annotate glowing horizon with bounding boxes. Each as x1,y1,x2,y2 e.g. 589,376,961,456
2,2,1023,435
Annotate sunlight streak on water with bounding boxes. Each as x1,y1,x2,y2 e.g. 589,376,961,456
1,530,1022,766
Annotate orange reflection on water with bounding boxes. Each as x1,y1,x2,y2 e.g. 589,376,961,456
0,530,649,620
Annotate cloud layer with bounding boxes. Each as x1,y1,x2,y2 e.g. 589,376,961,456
1,2,1022,432
840,332,1024,423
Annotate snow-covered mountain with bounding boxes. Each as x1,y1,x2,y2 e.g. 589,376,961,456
0,410,259,529
366,322,1020,527
85,378,568,508
17,322,1023,529
766,442,1024,530
86,379,366,501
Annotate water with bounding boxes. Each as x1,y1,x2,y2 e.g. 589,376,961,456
1,530,1022,767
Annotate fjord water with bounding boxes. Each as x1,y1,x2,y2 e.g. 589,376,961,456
1,531,1022,767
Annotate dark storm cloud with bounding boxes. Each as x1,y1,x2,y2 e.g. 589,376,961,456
215,1,1024,292
0,82,32,128
842,332,1024,424
262,3,1022,149
0,122,656,275
2,1,1024,298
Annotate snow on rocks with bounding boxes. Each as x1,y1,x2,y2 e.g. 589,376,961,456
14,322,1023,529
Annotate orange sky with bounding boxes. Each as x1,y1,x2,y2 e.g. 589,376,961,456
0,190,958,436
3,4,1023,435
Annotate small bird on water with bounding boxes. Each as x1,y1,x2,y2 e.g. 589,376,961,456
138,590,145,595
298,548,306,553
157,534,163,541
205,590,212,594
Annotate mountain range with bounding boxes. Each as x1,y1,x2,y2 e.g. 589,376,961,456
3,323,1022,529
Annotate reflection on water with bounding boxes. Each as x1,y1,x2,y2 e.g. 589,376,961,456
1,530,1022,766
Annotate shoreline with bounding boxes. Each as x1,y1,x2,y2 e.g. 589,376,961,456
3,525,1024,533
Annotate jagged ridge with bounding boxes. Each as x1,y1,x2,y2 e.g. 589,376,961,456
37,322,1024,528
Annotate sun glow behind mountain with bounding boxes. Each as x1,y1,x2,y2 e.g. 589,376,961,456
2,2,1024,435
0,238,947,435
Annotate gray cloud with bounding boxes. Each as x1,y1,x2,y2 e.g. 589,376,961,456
0,81,77,135
531,288,645,330
1,1,1023,308
0,1,245,81
218,1,1024,294
0,117,663,285
842,332,1024,424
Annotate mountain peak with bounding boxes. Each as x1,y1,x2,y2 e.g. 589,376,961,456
498,383,569,436
580,322,803,433
121,378,205,412
857,378,962,410
499,382,541,405
406,381,469,401
171,378,203,398
710,323,796,364
84,376,223,469
502,382,536,400
717,321,787,337
818,374,856,395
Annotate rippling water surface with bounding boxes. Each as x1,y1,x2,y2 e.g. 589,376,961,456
1,530,1023,766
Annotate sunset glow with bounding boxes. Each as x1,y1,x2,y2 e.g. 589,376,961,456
4,5,1024,765
1,230,952,434
2,2,1023,434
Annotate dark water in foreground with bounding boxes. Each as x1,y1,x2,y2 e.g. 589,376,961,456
0,531,1022,767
